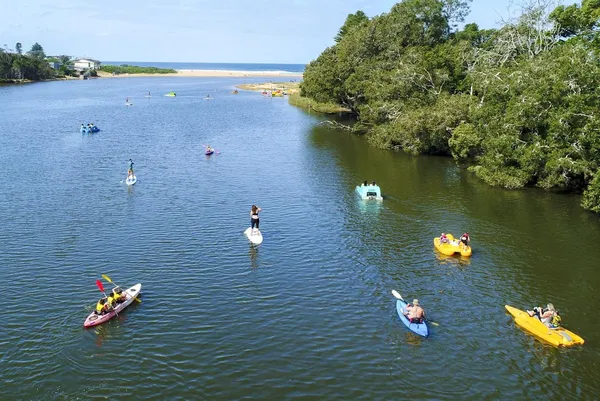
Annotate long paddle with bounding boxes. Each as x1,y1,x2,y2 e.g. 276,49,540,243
102,274,141,303
391,290,439,326
96,280,117,316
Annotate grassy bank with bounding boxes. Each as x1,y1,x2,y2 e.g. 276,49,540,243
99,65,177,74
288,93,350,114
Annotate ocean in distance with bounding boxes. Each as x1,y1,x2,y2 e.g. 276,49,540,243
103,61,306,73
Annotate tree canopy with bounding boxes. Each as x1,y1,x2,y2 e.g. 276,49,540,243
0,42,55,81
27,42,46,59
300,0,600,213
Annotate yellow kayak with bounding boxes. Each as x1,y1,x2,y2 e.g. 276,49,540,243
505,305,584,347
433,233,472,256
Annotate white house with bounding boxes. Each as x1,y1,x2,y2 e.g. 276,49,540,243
73,58,101,71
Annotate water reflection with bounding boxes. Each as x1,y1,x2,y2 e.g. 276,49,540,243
435,251,471,267
404,331,426,346
357,198,383,214
248,244,259,269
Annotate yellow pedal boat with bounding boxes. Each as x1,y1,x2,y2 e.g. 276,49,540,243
505,305,584,347
433,233,472,256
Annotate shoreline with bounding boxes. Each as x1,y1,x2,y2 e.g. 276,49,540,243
97,69,303,78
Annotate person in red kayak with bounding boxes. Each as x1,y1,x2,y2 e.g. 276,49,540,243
95,298,108,315
112,288,127,304
404,299,426,323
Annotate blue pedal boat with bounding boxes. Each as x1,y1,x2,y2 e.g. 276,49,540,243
355,182,383,200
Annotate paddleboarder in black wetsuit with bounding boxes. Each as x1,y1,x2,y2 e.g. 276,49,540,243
250,205,261,232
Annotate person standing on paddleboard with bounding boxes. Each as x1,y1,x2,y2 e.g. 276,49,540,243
250,205,261,232
127,159,134,177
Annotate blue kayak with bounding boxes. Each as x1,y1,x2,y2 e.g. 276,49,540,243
396,299,429,337
205,150,214,156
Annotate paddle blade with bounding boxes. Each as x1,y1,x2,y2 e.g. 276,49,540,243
96,280,105,293
102,274,113,284
391,290,404,301
429,321,440,327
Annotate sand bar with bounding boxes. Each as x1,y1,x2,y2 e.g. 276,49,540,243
98,69,303,78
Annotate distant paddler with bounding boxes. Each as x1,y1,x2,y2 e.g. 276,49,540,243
127,159,134,177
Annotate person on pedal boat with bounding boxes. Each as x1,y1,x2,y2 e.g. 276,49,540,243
460,232,470,246
528,303,561,327
404,299,426,324
250,205,261,233
112,288,127,304
440,233,449,244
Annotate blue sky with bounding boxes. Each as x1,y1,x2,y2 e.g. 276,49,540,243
0,0,525,63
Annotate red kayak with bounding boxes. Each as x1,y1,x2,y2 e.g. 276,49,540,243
84,284,142,327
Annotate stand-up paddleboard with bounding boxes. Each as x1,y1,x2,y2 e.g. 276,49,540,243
126,102,133,106
244,227,263,244
126,175,137,186
84,283,142,327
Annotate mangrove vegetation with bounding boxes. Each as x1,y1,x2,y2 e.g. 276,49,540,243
99,65,177,74
0,42,55,82
300,0,600,213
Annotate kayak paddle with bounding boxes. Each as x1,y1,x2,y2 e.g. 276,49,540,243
102,274,141,303
391,289,439,326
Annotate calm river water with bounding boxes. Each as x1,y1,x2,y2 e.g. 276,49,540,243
1,77,599,400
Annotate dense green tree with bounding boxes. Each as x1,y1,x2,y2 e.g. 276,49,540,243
27,42,45,59
334,11,369,43
299,0,600,213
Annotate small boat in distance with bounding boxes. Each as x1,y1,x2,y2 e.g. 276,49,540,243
165,92,176,97
355,181,383,200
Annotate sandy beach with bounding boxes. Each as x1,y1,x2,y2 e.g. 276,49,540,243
97,69,303,78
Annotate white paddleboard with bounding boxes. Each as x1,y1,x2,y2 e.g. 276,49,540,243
126,175,137,186
244,227,263,244
126,103,133,106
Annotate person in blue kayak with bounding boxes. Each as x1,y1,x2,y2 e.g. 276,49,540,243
404,299,426,323
206,145,214,153
250,205,261,233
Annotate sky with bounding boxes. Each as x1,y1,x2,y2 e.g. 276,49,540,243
0,0,544,64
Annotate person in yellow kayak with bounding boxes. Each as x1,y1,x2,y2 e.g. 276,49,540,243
112,288,127,304
404,299,426,323
528,303,561,328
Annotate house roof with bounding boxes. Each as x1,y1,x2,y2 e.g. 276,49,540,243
74,58,101,63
